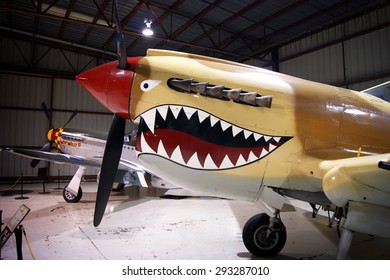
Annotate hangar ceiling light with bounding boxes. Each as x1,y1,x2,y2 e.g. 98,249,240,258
142,18,153,36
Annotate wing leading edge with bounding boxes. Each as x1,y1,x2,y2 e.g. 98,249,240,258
321,153,390,237
2,147,101,168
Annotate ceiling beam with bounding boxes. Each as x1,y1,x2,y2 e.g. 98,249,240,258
177,0,266,53
80,0,111,45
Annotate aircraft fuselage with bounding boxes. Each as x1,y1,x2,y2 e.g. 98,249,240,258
77,50,390,204
130,51,390,202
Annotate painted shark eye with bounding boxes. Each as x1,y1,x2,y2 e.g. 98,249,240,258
140,80,161,92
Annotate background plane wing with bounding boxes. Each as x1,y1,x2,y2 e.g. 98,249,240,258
362,81,390,102
2,147,101,168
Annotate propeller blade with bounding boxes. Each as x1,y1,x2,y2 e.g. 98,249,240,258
41,142,51,152
113,0,128,70
30,159,40,168
41,102,54,129
30,142,52,168
63,109,78,128
93,114,125,226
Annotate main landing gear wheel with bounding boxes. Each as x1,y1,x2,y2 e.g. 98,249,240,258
63,185,83,203
242,213,287,257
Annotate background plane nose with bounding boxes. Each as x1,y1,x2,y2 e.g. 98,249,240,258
76,57,141,120
46,128,63,149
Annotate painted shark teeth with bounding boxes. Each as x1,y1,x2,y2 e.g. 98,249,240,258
135,105,292,170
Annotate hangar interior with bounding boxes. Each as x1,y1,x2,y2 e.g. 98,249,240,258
0,0,389,260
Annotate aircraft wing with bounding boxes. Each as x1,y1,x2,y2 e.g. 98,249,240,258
2,147,145,171
321,153,390,237
1,147,175,189
1,147,101,168
321,153,390,207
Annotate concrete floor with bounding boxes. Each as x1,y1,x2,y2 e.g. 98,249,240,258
1,182,390,260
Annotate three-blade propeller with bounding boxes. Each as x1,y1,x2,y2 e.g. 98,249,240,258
93,0,129,227
31,102,78,168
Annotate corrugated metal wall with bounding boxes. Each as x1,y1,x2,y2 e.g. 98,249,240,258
0,35,119,180
0,72,115,179
0,74,51,178
279,5,390,90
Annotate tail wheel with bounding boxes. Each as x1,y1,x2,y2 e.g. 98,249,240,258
242,213,287,257
63,185,83,203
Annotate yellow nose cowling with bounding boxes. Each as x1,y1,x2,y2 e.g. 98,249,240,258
46,128,63,149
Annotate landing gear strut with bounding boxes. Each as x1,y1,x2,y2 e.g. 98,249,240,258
112,183,125,192
242,213,287,257
336,228,353,260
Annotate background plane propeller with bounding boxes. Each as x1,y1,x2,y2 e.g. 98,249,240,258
30,102,78,168
93,0,128,227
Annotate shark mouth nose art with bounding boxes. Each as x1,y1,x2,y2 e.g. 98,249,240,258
135,105,292,170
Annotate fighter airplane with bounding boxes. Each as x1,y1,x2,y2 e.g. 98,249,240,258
75,0,390,259
2,104,174,203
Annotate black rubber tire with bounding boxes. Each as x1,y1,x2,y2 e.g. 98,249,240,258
63,185,83,203
242,213,287,257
